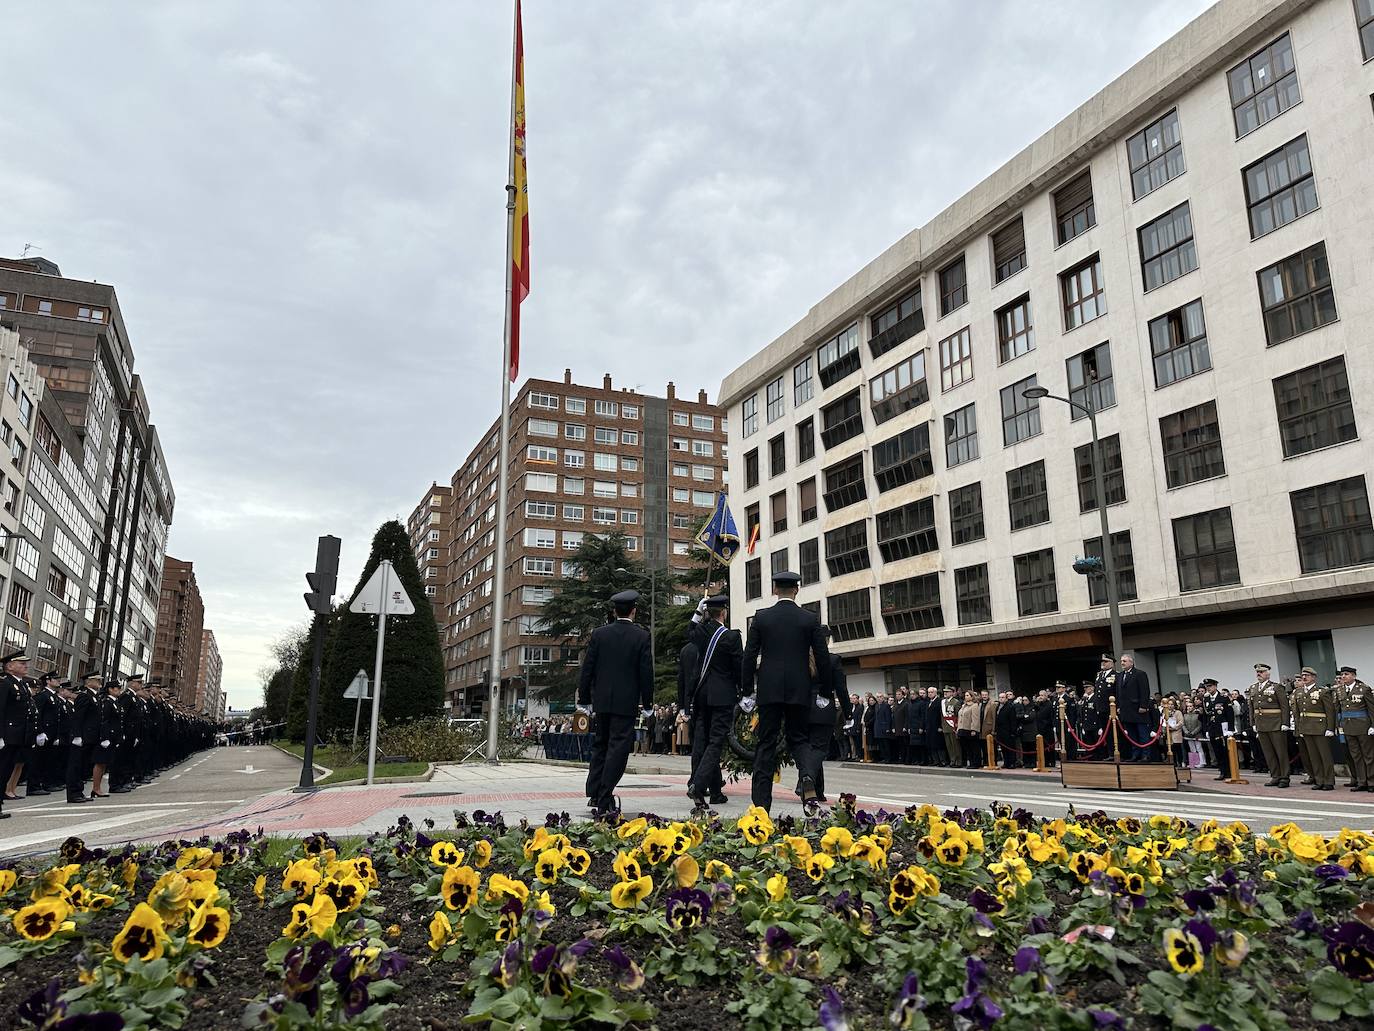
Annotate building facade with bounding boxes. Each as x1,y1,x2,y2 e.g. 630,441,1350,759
719,0,1374,699
196,628,224,719
437,371,726,715
152,556,205,706
407,482,453,624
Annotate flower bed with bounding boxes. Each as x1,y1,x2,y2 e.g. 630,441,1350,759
2,796,1373,1030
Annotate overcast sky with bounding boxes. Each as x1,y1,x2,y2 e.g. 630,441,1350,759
0,0,1212,710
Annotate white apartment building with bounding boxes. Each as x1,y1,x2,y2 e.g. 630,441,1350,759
719,0,1374,700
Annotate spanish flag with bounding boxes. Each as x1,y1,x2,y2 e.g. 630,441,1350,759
509,0,530,382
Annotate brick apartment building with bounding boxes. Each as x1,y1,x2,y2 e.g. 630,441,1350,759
407,482,453,624
196,628,224,719
152,555,204,707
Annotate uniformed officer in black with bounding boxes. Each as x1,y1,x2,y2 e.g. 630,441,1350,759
53,679,84,803
68,670,102,801
91,677,126,798
803,627,851,803
1,652,36,803
742,570,830,812
577,589,653,814
1201,679,1233,778
28,671,60,796
111,672,143,792
685,594,741,806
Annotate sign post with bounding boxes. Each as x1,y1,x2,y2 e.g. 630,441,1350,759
344,669,372,750
350,560,416,785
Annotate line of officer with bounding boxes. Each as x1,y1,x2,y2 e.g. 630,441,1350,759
577,589,654,814
684,593,740,807
1247,663,1290,788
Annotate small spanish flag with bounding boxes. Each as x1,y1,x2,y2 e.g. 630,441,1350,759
746,522,760,556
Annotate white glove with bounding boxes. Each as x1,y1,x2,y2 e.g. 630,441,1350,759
739,695,757,715
696,597,708,615
133,738,139,747
1222,730,1233,738
575,705,590,715
35,733,48,746
1324,730,1335,738
72,737,83,747
1367,728,1374,737
100,739,111,748
0,737,5,749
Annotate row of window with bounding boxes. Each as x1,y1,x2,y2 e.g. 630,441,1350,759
744,474,1374,633
527,393,641,420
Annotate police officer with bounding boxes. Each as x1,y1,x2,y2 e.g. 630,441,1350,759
1336,665,1373,792
577,589,653,814
4,663,37,800
1293,666,1336,791
91,677,126,798
685,594,741,807
1078,679,1106,759
741,570,830,812
1201,679,1232,780
1093,654,1118,708
67,671,101,802
802,627,850,803
0,650,27,819
28,672,60,796
1248,663,1290,788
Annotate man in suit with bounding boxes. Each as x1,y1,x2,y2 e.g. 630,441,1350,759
577,590,653,814
907,688,927,766
923,686,947,766
686,594,741,806
1116,653,1153,762
803,629,851,803
741,570,830,811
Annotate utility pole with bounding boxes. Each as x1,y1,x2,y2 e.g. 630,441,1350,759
297,535,340,791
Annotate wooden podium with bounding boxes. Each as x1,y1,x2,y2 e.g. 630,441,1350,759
1058,696,1185,791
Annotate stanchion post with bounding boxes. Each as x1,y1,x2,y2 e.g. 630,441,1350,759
984,733,997,771
1035,734,1048,773
862,724,870,763
1109,696,1122,763
1226,736,1249,785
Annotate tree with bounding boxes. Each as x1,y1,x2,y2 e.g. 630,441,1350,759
262,622,310,730
285,611,335,742
318,520,444,737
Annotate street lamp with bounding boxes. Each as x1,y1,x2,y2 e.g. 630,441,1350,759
1021,384,1124,662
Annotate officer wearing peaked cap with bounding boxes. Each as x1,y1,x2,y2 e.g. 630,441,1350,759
741,570,830,812
685,593,741,806
577,589,653,814
1335,665,1373,792
0,650,31,817
1293,666,1337,790
1248,663,1290,787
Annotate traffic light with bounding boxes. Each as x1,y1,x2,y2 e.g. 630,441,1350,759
1072,555,1104,577
304,535,341,613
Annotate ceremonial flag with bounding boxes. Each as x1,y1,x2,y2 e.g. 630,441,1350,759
508,0,530,382
695,492,741,564
746,523,760,556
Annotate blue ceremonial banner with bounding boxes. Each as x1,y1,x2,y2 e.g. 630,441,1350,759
695,492,741,564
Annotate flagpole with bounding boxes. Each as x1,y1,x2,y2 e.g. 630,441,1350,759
485,0,520,765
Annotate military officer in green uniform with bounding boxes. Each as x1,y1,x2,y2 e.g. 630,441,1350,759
1336,665,1373,792
1293,666,1337,791
1248,663,1290,788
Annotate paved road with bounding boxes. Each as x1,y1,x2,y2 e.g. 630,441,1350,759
0,744,301,857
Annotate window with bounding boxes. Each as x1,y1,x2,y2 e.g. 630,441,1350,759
742,395,758,436
622,431,640,446
1292,476,1374,573
523,557,555,576
565,477,585,496
525,472,558,493
771,491,788,533
793,357,814,406
1000,375,1041,446
1228,32,1300,138
691,439,713,457
799,539,820,585
563,504,584,520
1128,109,1185,200
1014,548,1058,616
768,435,785,477
745,558,762,600
1054,171,1096,245
672,513,691,529
1173,508,1241,591
593,453,618,472
745,449,759,489
529,418,558,437
593,480,617,498
524,528,556,549
672,462,689,477
622,405,639,420
5,376,16,400
820,389,863,449
938,256,968,316
671,540,690,555
594,400,619,417
691,414,714,432
995,295,1034,364
565,397,586,414
1258,242,1337,346
949,482,985,546
523,585,554,604
691,464,713,482
1244,135,1317,239
1083,530,1138,604
1273,357,1358,458
828,588,874,641
872,425,933,492
876,498,937,562
938,327,973,391
991,217,1027,283
565,424,586,441
870,352,929,425
7,582,32,623
1139,202,1197,291
1066,341,1115,417
621,482,639,497
955,564,992,625
769,547,789,579
1074,434,1126,512
529,391,559,409
869,286,923,359
944,403,978,468
799,478,818,523
526,500,557,518
796,418,815,464
592,507,617,525
1360,0,1374,60
673,411,690,427
692,491,714,508
594,427,618,446
1160,401,1226,488
1006,460,1050,531
824,521,871,576
527,444,557,463
620,509,639,524
1061,254,1106,330
1149,299,1211,387
817,323,861,387
622,457,639,471
877,574,942,634
822,454,866,513
766,377,785,423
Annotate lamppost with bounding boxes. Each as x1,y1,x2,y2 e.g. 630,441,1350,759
1021,385,1124,662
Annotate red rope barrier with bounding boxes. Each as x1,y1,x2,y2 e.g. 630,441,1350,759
1062,717,1110,750
1114,717,1165,749
993,738,1039,756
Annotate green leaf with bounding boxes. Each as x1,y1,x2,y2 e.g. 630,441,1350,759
0,946,19,969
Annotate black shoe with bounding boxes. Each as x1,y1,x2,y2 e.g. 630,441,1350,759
1277,779,1290,788
798,777,818,804
1351,786,1367,792
1215,773,1228,780
66,795,89,804
28,788,52,796
111,785,132,794
709,792,729,805
1264,779,1278,787
0,811,10,819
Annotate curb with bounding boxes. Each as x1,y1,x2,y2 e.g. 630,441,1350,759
314,762,437,790
272,743,332,779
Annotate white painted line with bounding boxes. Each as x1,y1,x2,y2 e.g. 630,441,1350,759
170,774,182,780
17,800,245,814
0,811,168,852
951,791,1334,826
1056,791,1374,818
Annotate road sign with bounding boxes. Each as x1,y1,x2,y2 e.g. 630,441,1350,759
342,670,371,700
349,560,416,616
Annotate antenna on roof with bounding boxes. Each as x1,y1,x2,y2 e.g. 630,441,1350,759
20,243,40,257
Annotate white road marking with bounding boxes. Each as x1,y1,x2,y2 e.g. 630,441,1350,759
951,791,1352,826
0,811,168,852
17,800,245,814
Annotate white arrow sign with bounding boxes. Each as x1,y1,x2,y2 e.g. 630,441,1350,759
342,671,372,700
236,765,262,775
350,560,416,616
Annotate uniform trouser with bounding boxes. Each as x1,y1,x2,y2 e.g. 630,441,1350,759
1301,734,1334,787
942,730,958,765
1258,730,1290,781
585,713,635,810
45,742,66,788
1208,735,1228,774
27,742,50,789
751,703,810,812
688,704,732,796
803,722,832,797
1345,730,1374,787
66,744,89,797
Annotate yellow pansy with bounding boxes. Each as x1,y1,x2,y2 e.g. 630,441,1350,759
610,875,653,909
766,873,789,902
617,818,648,840
283,859,322,899
673,854,700,888
428,910,455,952
188,903,231,949
1164,927,1204,976
112,903,167,963
782,835,813,866
704,859,734,881
431,841,466,868
613,851,643,883
820,827,854,857
641,828,678,865
535,848,566,885
13,896,72,941
737,806,774,846
848,836,887,870
472,840,493,868
805,853,835,881
485,873,529,905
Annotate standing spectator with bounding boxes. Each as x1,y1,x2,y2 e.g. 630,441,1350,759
674,708,690,756
996,691,1019,768
1116,654,1152,762
978,691,998,768
909,689,929,766
1182,698,1204,769
1165,699,1185,767
1036,689,1057,766
940,687,960,767
892,688,909,765
1016,696,1037,764
862,694,877,762
956,691,980,768
924,687,948,767
874,695,893,763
